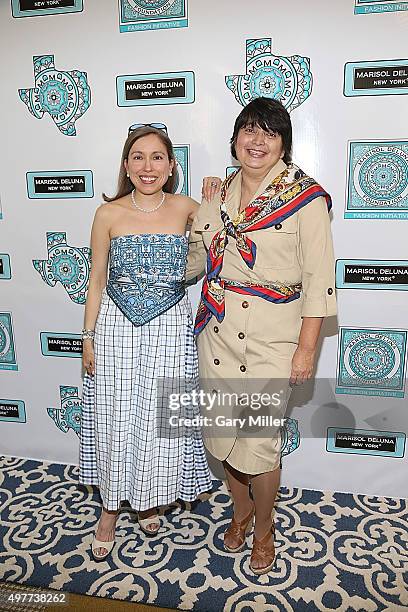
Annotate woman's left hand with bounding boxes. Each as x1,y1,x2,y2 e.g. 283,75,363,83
290,347,315,385
202,176,222,202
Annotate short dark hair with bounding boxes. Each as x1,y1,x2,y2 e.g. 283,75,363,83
230,97,292,164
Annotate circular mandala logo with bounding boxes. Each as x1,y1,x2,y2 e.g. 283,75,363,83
35,70,81,129
355,148,408,203
249,61,297,109
128,0,177,15
0,321,11,359
48,246,89,298
174,160,185,194
344,334,400,381
62,399,82,434
50,253,80,284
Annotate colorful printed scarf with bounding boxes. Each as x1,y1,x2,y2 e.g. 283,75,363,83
194,164,332,335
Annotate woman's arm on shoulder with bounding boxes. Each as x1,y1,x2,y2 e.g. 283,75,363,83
175,196,206,281
202,176,222,202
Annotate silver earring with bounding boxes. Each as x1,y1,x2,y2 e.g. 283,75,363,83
169,171,173,176
127,173,130,178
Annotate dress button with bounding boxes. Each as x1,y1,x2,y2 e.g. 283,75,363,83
240,365,246,372
327,288,333,295
204,223,210,230
214,326,219,333
242,301,249,309
275,223,282,230
214,358,220,365
238,332,245,339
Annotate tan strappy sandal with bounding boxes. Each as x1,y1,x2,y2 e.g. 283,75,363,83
224,504,255,552
249,524,276,575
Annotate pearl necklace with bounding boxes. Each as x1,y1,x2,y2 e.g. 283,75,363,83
131,189,166,213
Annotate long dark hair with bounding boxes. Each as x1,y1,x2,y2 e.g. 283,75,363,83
103,126,177,202
230,97,292,164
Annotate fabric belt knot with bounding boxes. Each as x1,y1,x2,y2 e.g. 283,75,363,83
195,277,302,335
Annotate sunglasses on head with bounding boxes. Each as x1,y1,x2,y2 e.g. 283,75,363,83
128,122,168,136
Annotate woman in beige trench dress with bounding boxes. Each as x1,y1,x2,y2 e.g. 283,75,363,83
186,97,336,574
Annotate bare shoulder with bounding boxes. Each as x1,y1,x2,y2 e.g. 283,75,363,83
166,193,195,204
168,193,199,210
91,201,122,236
95,196,129,219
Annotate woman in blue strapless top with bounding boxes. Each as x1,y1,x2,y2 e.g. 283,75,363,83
79,125,211,561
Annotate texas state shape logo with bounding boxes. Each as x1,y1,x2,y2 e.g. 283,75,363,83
226,38,313,112
48,386,82,436
281,417,300,458
19,55,91,136
33,232,91,304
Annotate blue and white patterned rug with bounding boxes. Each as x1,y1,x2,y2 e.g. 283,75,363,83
1,456,407,611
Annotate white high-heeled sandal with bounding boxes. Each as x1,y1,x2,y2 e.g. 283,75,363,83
138,514,160,536
91,537,115,561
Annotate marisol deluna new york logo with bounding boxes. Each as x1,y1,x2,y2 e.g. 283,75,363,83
336,260,408,290
0,254,12,280
355,66,408,88
0,400,26,423
27,171,94,199
12,0,83,18
345,59,408,96
327,428,406,458
40,332,82,357
117,72,195,106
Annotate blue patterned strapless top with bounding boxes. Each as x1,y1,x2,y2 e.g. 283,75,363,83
106,234,188,326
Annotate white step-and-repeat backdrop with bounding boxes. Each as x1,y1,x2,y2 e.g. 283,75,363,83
1,0,407,497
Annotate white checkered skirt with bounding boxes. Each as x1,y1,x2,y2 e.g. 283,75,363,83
79,290,211,511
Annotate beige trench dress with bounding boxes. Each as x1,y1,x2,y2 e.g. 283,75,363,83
186,160,337,474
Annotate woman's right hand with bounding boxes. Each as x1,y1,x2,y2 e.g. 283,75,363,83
82,339,95,376
202,176,222,202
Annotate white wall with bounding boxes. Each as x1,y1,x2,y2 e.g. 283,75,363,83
0,0,407,497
